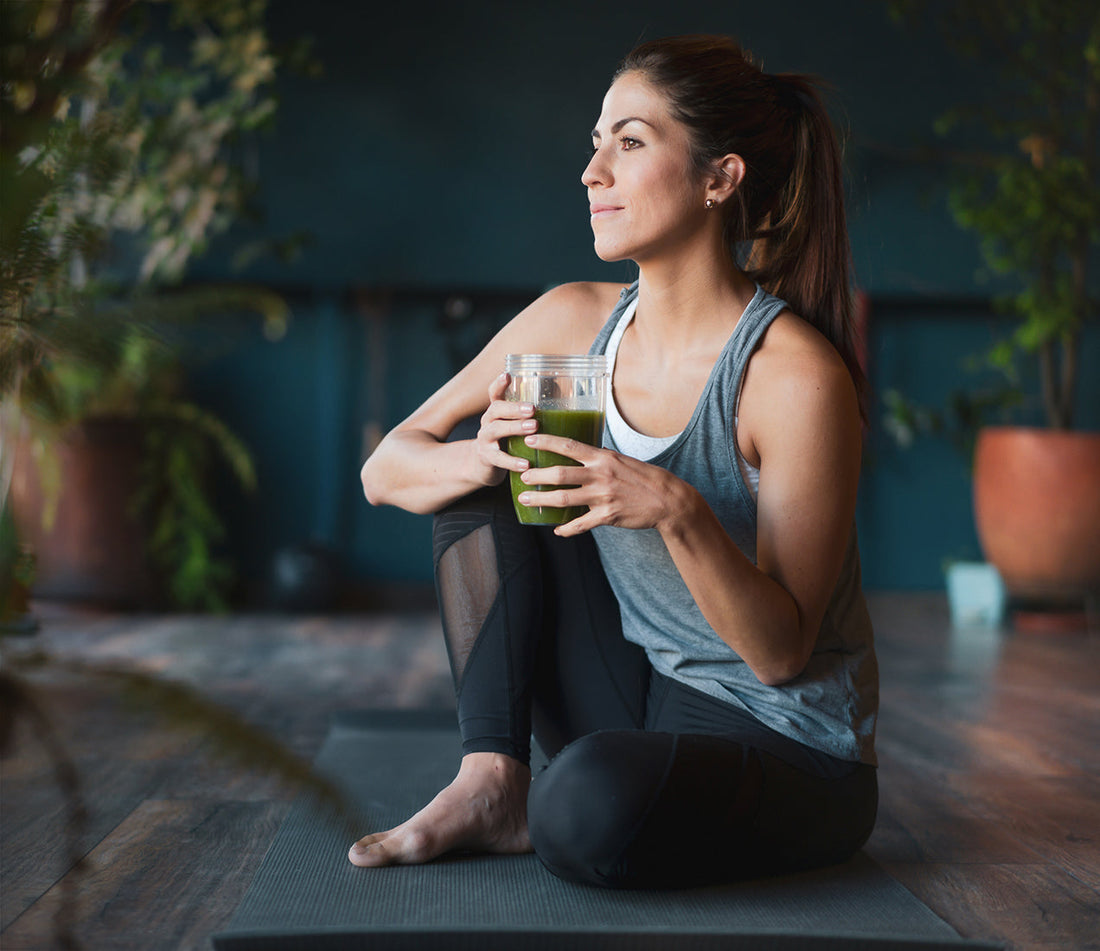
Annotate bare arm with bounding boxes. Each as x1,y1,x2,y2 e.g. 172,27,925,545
360,282,620,514
656,350,861,684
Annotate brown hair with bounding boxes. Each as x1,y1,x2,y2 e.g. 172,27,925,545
615,35,867,416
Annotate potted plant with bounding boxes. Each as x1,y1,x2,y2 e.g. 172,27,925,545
884,1,1100,627
1,0,308,610
11,315,271,611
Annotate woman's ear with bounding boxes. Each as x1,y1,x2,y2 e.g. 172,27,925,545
705,153,745,205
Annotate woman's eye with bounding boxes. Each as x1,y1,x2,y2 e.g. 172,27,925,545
587,137,641,159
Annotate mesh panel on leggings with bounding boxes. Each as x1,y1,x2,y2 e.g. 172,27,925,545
436,523,499,688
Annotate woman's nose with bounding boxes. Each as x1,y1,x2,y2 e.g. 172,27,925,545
581,149,607,189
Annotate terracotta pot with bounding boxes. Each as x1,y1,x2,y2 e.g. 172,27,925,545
973,426,1100,604
10,417,157,607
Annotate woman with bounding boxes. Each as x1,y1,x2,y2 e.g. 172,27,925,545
351,34,878,888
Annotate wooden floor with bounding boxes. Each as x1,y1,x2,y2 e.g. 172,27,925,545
1,592,1097,950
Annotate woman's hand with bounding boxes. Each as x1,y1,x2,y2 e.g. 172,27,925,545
472,373,538,487
515,433,694,537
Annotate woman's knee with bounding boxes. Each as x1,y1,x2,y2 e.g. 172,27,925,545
750,756,878,874
527,730,675,887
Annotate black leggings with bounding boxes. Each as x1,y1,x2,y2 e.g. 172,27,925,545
432,439,877,889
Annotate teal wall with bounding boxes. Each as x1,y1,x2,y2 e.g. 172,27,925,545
185,0,1099,598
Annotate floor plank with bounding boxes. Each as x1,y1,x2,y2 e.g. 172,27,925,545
0,682,191,929
2,798,287,951
881,862,1100,951
866,754,1041,866
866,592,1100,950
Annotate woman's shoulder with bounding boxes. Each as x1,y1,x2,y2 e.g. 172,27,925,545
485,281,631,358
505,281,631,350
531,281,630,324
754,309,851,389
736,306,861,473
742,308,858,430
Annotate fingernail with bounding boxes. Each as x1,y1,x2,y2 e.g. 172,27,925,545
518,493,531,505
521,419,537,431
525,435,537,445
352,843,368,854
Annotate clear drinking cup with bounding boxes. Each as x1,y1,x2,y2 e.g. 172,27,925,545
504,354,608,525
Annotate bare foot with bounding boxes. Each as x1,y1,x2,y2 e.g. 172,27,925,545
347,751,533,867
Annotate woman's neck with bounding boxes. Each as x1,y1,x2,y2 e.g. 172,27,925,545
632,244,757,350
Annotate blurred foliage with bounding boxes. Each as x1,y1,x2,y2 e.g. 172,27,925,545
0,0,317,609
0,9,344,948
0,503,36,627
882,385,1023,463
884,0,1100,438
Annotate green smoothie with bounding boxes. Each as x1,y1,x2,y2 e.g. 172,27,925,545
507,407,604,525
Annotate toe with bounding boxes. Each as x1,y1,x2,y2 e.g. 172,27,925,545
348,835,388,867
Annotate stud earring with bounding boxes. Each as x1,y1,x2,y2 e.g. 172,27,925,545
705,198,717,209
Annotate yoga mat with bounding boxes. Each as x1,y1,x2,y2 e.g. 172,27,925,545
213,712,1002,951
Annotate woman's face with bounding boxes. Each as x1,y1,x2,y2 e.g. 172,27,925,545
582,71,705,264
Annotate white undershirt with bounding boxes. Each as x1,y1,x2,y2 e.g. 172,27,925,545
603,297,761,497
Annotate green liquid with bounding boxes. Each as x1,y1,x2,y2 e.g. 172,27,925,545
507,408,604,525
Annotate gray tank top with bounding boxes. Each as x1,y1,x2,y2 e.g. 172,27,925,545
589,282,879,765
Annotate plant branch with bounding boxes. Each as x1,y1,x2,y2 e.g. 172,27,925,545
5,648,353,820
1060,333,1078,429
0,668,88,950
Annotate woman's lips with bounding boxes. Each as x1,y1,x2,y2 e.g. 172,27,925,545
590,204,622,217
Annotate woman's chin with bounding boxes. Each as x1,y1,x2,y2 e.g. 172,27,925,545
592,241,629,263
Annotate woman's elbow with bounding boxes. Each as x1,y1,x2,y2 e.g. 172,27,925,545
360,453,439,514
752,638,814,686
754,655,806,687
750,597,815,686
360,455,387,507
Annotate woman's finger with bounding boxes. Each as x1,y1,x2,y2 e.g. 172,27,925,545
481,413,536,464
482,413,536,444
520,463,590,487
487,372,511,402
553,512,596,537
517,486,577,511
490,445,530,472
476,388,539,475
519,432,599,464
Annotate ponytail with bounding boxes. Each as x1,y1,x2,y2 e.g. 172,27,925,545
616,36,867,420
747,74,867,419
